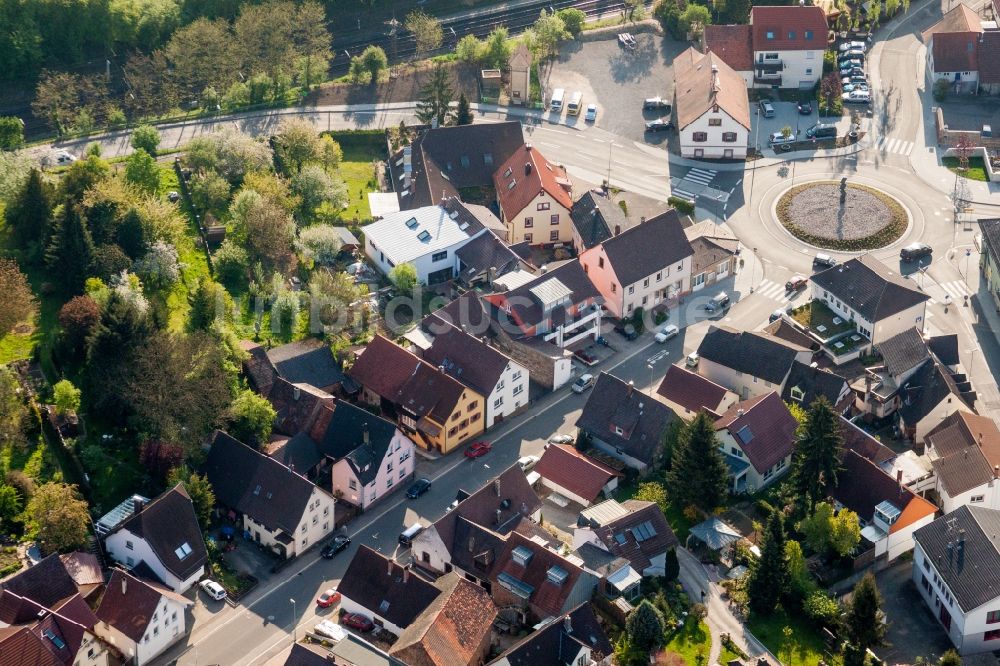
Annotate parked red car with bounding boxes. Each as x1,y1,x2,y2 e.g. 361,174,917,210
342,612,375,632
464,441,492,458
316,588,341,608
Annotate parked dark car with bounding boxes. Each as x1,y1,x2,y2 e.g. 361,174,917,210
797,101,813,115
320,535,351,558
342,613,375,632
643,97,671,111
614,323,639,340
645,118,673,132
900,242,933,262
406,477,432,499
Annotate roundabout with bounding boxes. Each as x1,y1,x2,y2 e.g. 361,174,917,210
775,180,908,251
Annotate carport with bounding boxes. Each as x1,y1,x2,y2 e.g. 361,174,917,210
686,517,742,551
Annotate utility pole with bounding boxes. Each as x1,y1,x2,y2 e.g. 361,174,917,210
748,107,761,223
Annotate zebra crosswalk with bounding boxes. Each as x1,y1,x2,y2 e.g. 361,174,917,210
875,136,914,156
671,168,719,201
929,280,973,304
755,279,795,303
684,168,717,186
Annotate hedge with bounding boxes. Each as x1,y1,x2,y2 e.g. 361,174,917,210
668,196,695,214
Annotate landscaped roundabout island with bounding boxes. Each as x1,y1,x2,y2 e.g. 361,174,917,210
775,180,908,250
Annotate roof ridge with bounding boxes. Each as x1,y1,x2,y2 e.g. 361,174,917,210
966,505,1000,557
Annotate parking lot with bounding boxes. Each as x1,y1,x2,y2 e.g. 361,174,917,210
546,32,688,142
749,99,857,154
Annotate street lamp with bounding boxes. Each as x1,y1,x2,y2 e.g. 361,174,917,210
750,247,758,293
647,363,655,397
968,348,980,372
290,598,297,643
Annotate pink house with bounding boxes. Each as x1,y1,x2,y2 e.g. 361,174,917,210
579,211,693,320
318,402,416,511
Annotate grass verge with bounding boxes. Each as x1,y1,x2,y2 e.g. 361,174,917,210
942,157,989,182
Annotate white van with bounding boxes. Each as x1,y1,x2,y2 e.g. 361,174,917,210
398,522,424,547
549,88,565,112
567,91,583,116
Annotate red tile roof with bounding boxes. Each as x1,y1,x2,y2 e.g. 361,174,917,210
390,574,497,666
96,571,163,643
491,532,586,619
704,25,754,71
673,48,751,131
656,364,731,417
750,5,828,51
930,31,981,73
588,500,679,572
533,444,622,504
493,145,572,219
982,32,1000,84
349,335,469,425
715,392,798,474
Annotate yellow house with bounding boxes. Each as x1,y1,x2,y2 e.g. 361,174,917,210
494,144,573,246
349,335,485,455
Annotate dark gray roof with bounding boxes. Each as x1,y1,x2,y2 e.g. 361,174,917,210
875,327,929,377
394,122,525,210
980,219,1000,265
266,339,346,391
781,361,850,412
337,546,441,628
577,373,677,466
486,259,600,331
489,603,613,666
810,255,929,322
598,211,693,288
914,505,1000,613
312,402,399,485
929,334,960,366
455,229,524,284
1,555,78,609
697,326,809,385
270,432,324,473
114,485,208,582
897,359,974,428
423,325,512,398
570,191,629,250
205,431,324,536
450,516,506,579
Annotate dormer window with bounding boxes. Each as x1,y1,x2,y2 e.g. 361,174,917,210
614,426,624,436
512,545,533,567
547,565,568,585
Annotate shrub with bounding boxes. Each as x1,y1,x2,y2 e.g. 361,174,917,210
933,78,950,102
297,225,344,265
668,196,695,215
804,590,841,627
213,239,249,286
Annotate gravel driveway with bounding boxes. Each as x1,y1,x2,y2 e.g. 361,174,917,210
546,33,687,143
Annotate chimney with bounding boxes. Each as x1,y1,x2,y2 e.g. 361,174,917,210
524,162,532,176
132,497,144,515
363,423,369,446
994,464,999,479
563,615,572,634
614,224,621,236
293,386,301,401
495,509,502,525
959,529,966,547
441,190,447,204
627,380,634,397
979,434,983,448
896,469,903,489
640,216,646,224
494,479,501,496
403,565,410,584
388,558,393,576
737,408,744,417
121,576,127,596
525,143,532,151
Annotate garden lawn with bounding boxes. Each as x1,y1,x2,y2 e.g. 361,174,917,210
747,608,838,666
942,157,989,182
339,160,375,221
159,165,212,332
662,618,711,664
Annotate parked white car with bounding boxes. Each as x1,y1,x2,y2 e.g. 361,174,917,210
572,374,595,393
654,324,679,343
199,579,226,601
517,455,539,471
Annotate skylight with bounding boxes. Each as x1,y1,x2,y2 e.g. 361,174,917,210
547,565,569,585
613,533,627,545
631,521,658,543
405,218,419,230
174,542,193,560
736,425,754,445
417,230,432,242
43,629,66,650
379,600,390,613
